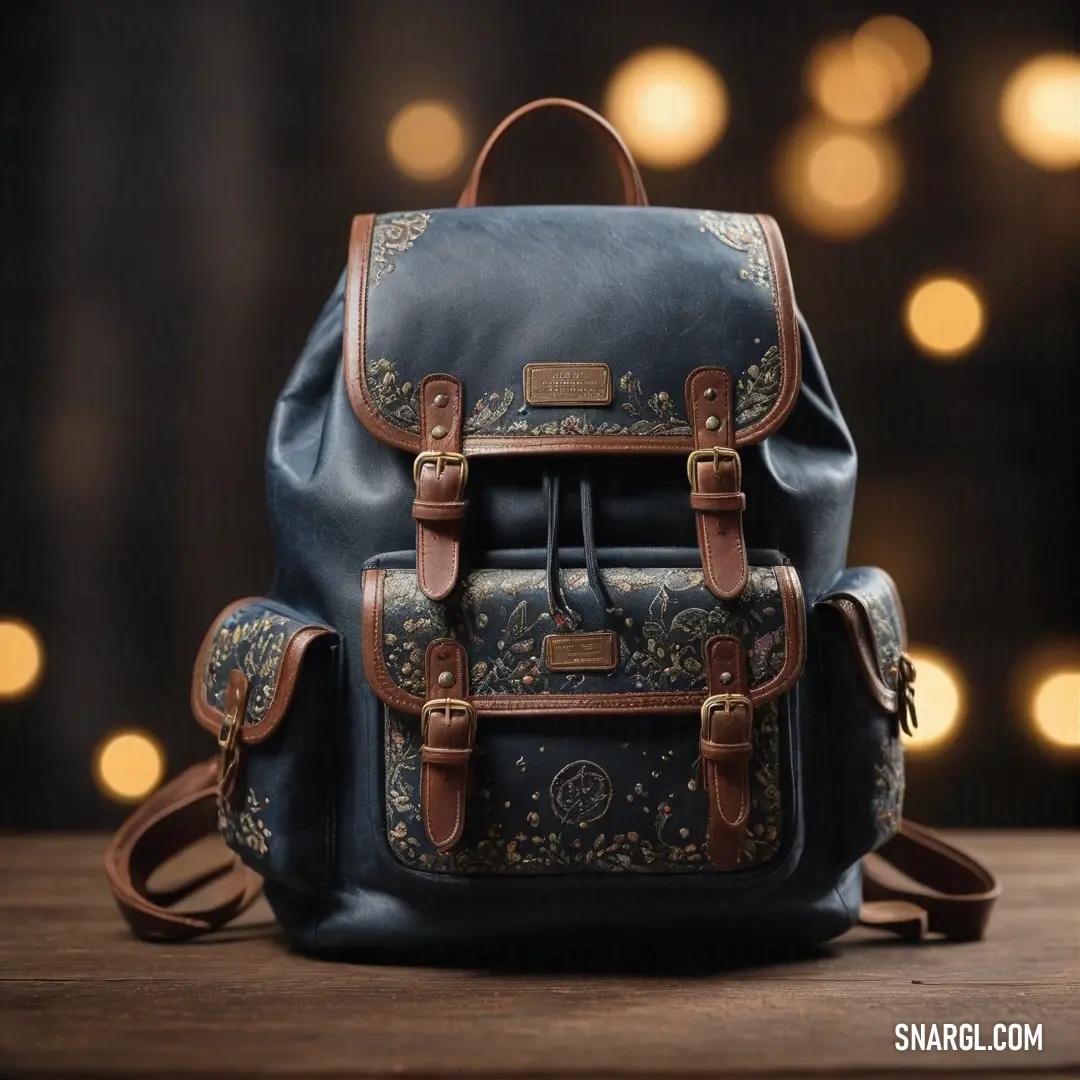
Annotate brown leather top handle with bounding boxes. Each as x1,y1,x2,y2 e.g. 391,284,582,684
457,97,649,208
105,758,262,942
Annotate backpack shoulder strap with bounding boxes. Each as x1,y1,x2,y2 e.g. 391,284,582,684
104,758,262,941
860,819,1001,942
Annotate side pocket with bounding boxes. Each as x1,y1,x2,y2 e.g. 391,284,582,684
816,568,913,872
191,597,338,892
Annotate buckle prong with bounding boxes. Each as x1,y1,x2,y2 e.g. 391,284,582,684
413,451,468,489
420,698,477,744
700,693,752,734
686,447,742,492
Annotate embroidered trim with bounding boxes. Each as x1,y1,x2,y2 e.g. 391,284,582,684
219,788,272,857
700,211,772,290
204,609,292,725
371,211,430,287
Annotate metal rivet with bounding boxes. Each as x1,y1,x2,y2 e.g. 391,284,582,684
720,671,733,685
705,416,721,431
437,671,455,689
703,388,717,401
432,394,449,408
431,425,448,440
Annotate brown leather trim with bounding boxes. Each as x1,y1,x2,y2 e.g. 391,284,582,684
419,639,473,851
819,573,906,713
701,635,753,870
686,366,748,600
361,565,805,717
343,213,421,454
343,212,802,456
190,598,331,743
739,214,801,445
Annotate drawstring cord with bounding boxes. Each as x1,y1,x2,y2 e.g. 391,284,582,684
543,469,612,631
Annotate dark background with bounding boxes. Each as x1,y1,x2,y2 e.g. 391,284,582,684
1,0,1076,830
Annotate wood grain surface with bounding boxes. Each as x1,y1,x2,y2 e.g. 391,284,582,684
0,831,1077,1078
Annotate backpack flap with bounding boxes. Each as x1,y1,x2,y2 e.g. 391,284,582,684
344,204,801,603
361,561,805,872
191,598,338,889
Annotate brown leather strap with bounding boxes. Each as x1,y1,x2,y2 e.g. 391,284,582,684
685,368,748,599
701,635,754,870
414,375,466,601
104,758,262,942
419,639,475,852
457,97,649,209
860,819,1001,942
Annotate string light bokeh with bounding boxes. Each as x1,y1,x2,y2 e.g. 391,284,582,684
603,47,729,169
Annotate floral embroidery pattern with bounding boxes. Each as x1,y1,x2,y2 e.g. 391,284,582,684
379,566,790,700
219,788,273,857
370,211,430,287
873,733,904,849
204,605,297,724
382,702,781,875
699,211,772,290
362,353,783,439
735,346,782,428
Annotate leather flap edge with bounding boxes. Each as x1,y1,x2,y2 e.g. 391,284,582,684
817,568,908,713
343,210,800,457
361,565,805,717
191,597,333,744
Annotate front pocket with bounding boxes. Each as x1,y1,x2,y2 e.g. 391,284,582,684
816,567,912,871
362,554,805,875
191,597,338,891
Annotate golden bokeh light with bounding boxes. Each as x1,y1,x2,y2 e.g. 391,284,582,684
386,100,467,181
854,16,932,100
806,36,900,126
0,619,45,700
903,274,986,359
94,729,166,803
776,119,903,238
604,46,729,169
903,648,965,752
1030,670,1080,748
999,53,1080,170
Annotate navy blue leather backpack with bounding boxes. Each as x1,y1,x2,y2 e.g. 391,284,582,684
107,99,998,955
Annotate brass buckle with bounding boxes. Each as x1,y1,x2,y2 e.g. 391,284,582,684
687,447,742,493
413,451,469,489
700,693,752,734
420,698,477,744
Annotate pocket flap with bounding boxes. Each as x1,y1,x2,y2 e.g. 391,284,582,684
344,207,800,457
817,568,908,713
362,564,804,717
191,598,333,743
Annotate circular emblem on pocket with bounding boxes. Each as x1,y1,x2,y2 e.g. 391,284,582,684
549,760,613,827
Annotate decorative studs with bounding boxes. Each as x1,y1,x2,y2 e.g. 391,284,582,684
432,393,449,408
437,671,455,689
430,425,448,440
705,415,721,431
703,387,717,401
720,671,733,685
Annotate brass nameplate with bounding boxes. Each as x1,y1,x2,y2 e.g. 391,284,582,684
523,363,613,407
543,631,619,673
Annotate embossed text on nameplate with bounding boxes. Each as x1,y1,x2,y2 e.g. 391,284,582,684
543,631,619,673
523,363,613,407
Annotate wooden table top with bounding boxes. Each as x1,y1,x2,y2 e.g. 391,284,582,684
1,831,1077,1078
